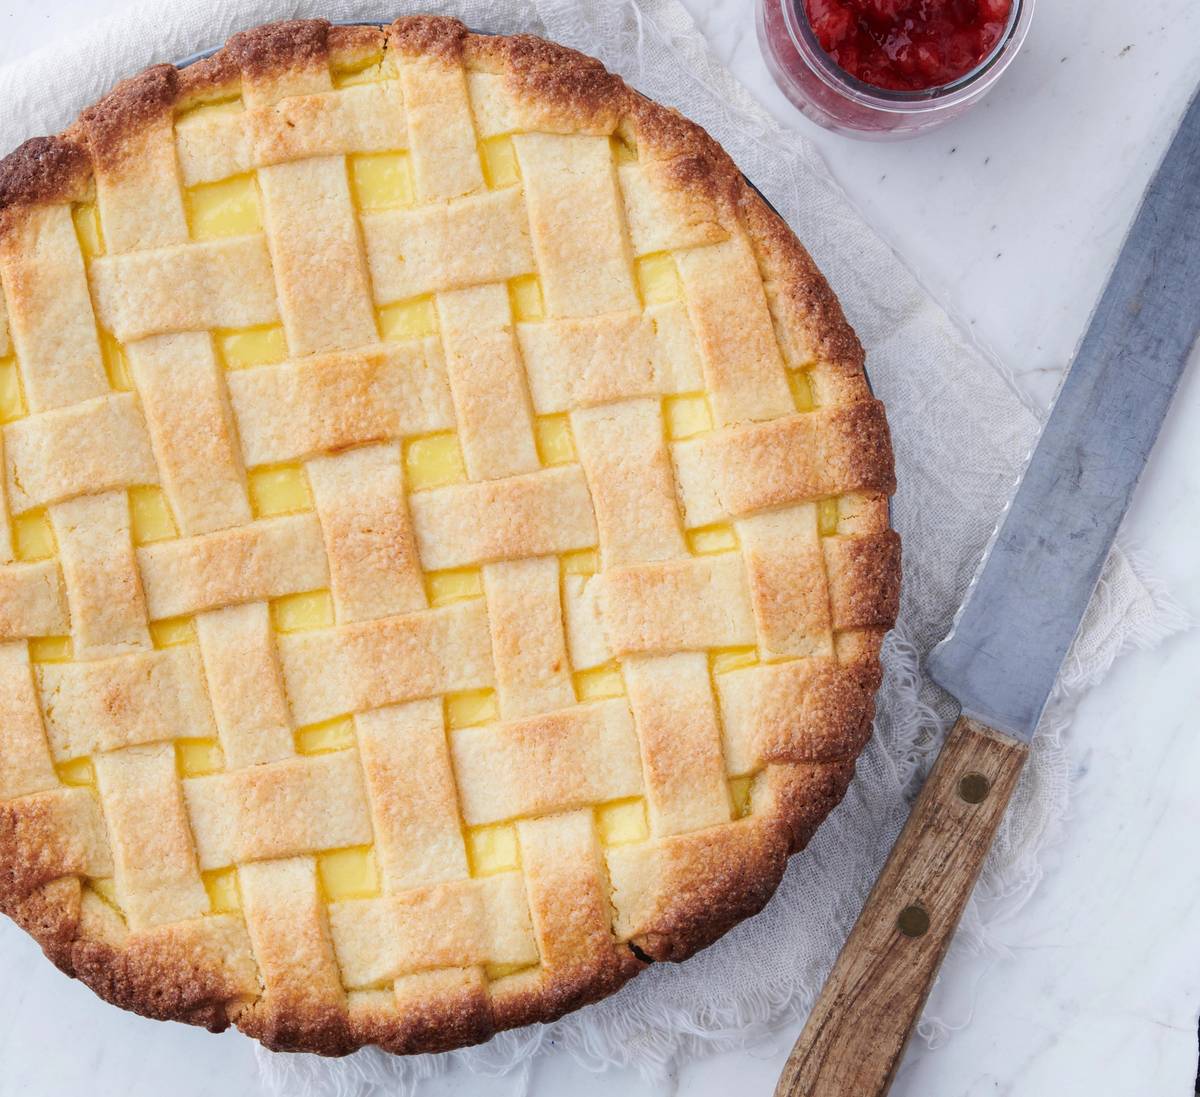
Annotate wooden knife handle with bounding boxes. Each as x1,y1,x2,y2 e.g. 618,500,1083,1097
774,715,1029,1097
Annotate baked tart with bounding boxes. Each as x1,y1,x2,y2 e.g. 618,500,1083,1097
0,16,898,1055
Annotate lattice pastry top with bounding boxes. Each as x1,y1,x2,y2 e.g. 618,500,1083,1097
0,16,899,1055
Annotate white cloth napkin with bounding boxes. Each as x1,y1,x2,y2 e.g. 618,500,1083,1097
1,1,1189,1093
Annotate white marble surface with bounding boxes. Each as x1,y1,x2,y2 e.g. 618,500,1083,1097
2,2,1200,1095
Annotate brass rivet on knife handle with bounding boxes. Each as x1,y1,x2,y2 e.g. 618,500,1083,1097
896,905,930,938
773,716,1028,1097
958,771,991,803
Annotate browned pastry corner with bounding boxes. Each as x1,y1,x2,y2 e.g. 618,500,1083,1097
0,15,898,1057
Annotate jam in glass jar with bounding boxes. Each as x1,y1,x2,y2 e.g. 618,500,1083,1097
757,0,1036,139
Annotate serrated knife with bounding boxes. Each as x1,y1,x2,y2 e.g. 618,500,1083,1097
774,87,1200,1097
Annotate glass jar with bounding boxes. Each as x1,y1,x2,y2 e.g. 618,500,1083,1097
756,0,1037,140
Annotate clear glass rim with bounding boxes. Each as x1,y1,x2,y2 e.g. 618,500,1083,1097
780,0,1033,112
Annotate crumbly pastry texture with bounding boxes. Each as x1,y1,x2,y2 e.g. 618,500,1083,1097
0,16,898,1056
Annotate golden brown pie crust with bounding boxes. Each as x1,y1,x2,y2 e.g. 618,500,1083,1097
0,16,898,1056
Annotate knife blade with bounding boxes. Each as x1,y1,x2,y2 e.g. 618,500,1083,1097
925,88,1200,738
775,86,1200,1097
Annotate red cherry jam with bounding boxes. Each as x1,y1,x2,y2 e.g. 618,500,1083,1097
803,0,1013,91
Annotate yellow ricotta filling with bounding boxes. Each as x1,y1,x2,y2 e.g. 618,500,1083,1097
787,368,816,412
296,715,356,755
480,136,520,189
378,296,437,341
56,757,95,787
485,962,532,980
128,486,177,544
318,846,380,900
574,663,624,702
818,498,840,537
561,549,598,576
203,867,241,914
175,97,244,125
332,54,387,88
425,568,483,607
508,274,544,321
350,152,415,211
729,775,756,819
710,647,759,675
185,174,262,241
634,252,682,306
99,330,133,392
176,738,223,777
13,508,55,561
150,616,196,649
247,464,312,517
466,823,520,877
610,133,639,163
686,523,737,556
595,798,648,846
271,590,334,633
403,433,467,491
534,414,575,466
663,393,713,440
0,357,25,423
445,689,498,729
216,325,288,370
30,637,72,664
71,202,105,259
